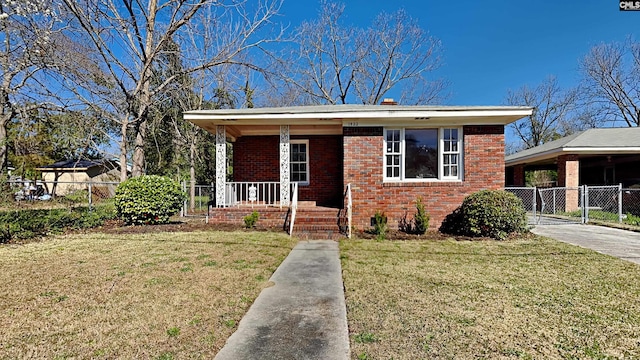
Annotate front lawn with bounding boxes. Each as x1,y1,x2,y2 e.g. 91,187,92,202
0,231,296,359
341,236,640,359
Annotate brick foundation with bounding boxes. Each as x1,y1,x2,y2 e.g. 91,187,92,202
208,207,289,228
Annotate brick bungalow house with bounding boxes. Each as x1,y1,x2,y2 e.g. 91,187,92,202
184,103,532,237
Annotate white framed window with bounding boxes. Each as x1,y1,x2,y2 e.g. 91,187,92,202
384,128,463,181
290,140,309,184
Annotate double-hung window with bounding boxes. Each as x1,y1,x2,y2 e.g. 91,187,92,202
290,140,309,184
384,128,462,181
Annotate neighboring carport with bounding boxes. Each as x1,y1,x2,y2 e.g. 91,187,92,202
506,127,640,188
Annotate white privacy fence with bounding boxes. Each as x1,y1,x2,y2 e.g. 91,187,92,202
507,185,640,225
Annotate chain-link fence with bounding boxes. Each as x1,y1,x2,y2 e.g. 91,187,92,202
531,185,640,226
622,188,640,218
504,187,538,224
8,179,118,207
181,182,213,216
537,187,585,223
505,185,640,226
584,186,620,223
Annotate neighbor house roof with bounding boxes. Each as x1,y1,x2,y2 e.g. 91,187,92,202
36,159,117,171
185,104,533,139
506,127,640,167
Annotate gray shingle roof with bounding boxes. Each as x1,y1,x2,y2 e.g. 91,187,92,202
506,127,640,165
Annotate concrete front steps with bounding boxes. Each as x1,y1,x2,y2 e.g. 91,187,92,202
291,205,344,240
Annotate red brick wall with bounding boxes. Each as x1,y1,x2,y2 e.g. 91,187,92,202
234,136,280,182
233,135,343,207
343,125,506,230
293,135,343,207
505,165,525,186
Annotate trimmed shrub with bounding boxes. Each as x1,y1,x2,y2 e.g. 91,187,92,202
243,211,259,228
114,175,186,225
440,190,527,240
399,197,430,235
372,210,388,240
413,197,429,234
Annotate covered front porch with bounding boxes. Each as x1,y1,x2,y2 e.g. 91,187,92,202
208,124,344,209
185,111,348,237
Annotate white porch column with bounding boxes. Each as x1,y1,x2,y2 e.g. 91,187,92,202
280,125,290,206
215,125,226,207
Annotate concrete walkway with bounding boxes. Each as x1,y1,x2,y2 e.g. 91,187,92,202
532,223,640,264
215,240,350,360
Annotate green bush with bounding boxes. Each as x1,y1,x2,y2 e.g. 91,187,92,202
0,204,117,243
114,175,186,225
440,190,527,240
243,211,259,228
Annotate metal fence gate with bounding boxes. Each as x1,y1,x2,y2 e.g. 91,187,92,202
507,185,640,226
537,187,585,225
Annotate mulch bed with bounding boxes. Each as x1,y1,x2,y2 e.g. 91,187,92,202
93,219,276,235
95,220,461,240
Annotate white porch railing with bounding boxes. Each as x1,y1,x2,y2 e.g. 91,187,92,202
289,182,299,236
338,183,352,238
220,182,294,208
346,183,352,238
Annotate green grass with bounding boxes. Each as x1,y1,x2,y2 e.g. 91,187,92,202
0,231,296,358
341,236,640,359
561,209,640,227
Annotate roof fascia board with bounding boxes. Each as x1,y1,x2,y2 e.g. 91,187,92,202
36,167,91,171
184,109,533,123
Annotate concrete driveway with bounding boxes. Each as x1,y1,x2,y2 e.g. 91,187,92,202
532,223,640,264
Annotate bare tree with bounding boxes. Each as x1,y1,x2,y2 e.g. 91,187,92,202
62,0,283,179
268,1,446,105
580,38,640,127
506,76,579,150
0,0,63,172
354,9,446,105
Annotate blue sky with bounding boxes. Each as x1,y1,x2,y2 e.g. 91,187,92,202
279,0,638,105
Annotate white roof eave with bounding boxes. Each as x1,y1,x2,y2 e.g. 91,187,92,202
506,147,640,167
184,108,533,126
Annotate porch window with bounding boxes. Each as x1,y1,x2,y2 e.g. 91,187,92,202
384,128,462,181
290,140,309,184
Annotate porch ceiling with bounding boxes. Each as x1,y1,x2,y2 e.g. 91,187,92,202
225,124,343,139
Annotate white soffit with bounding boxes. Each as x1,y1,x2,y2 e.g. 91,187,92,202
184,105,533,126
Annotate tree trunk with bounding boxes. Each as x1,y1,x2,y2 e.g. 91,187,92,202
119,116,129,182
131,119,147,177
0,113,9,173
